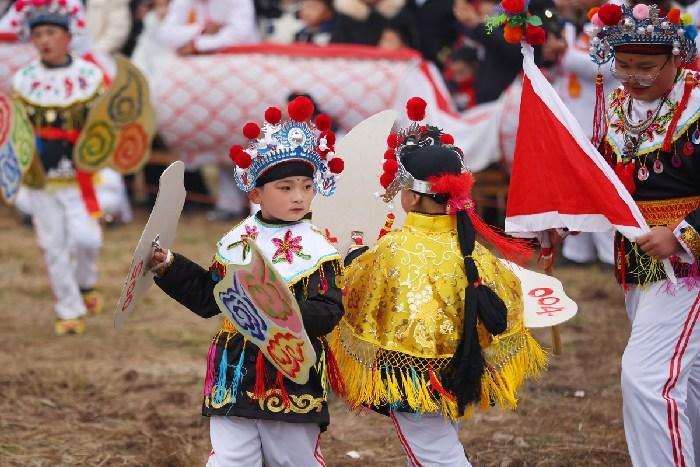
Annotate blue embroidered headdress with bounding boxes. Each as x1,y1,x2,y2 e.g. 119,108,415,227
229,96,344,196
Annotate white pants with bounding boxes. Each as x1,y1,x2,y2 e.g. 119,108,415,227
390,411,472,467
29,187,102,320
562,231,615,264
622,281,700,467
15,169,132,223
206,416,325,467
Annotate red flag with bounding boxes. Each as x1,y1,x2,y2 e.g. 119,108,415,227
506,45,676,281
505,45,648,242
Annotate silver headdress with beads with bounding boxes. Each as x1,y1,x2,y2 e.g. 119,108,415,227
588,3,698,66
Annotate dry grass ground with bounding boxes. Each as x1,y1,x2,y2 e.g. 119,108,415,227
0,204,631,466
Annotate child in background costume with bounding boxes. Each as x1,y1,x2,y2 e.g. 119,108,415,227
12,0,106,335
331,97,547,466
150,96,346,467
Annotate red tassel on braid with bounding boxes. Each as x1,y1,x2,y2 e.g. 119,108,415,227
428,172,534,266
591,73,607,148
428,365,455,401
467,211,534,266
662,74,694,153
253,349,267,400
323,341,346,397
275,370,291,408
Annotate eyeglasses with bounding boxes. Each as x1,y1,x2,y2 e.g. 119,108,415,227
610,56,671,87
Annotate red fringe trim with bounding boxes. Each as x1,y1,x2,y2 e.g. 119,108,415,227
662,74,694,153
253,349,267,400
324,342,347,397
428,366,455,401
467,210,534,266
275,370,291,408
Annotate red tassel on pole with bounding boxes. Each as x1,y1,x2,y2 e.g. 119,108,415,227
591,73,607,148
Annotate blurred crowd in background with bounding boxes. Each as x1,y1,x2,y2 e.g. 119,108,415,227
2,0,700,264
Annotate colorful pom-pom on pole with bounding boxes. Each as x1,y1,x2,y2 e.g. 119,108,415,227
242,122,261,139
264,107,282,125
525,26,546,46
406,97,427,121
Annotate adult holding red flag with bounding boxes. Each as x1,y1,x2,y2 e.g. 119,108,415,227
502,1,700,464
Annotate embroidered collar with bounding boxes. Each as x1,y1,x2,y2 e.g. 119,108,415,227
215,214,340,286
607,69,700,157
255,210,313,226
12,55,103,108
41,55,72,69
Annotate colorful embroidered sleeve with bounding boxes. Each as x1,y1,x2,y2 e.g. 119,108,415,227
675,210,700,262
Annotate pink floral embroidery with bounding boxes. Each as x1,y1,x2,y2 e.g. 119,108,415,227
64,77,73,98
272,230,311,264
228,225,259,260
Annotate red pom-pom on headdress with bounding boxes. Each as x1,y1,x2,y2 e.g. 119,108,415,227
440,134,455,145
598,3,622,26
387,133,400,149
228,144,243,163
264,107,282,125
315,113,332,131
328,157,344,174
384,149,396,160
288,96,315,122
380,172,395,188
383,159,399,174
406,97,427,121
235,151,252,169
667,8,681,24
321,130,336,146
242,122,261,140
